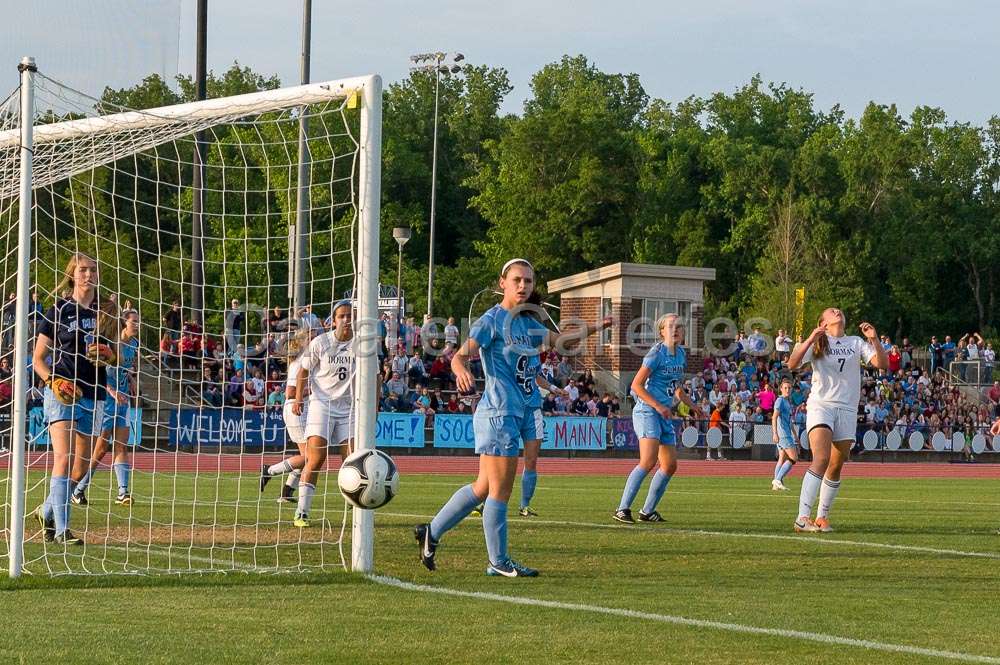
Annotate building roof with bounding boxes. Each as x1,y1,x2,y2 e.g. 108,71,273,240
547,262,716,294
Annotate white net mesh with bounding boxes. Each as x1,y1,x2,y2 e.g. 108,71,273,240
0,69,378,575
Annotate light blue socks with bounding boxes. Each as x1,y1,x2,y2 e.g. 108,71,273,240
641,470,672,515
429,484,480,541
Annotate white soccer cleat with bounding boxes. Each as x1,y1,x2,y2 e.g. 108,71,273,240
771,479,787,491
794,516,820,533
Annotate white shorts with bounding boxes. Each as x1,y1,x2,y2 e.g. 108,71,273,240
304,398,354,446
806,403,857,442
282,400,307,445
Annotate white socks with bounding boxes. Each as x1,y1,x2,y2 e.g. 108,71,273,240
297,483,315,516
816,478,841,519
797,470,823,518
267,459,294,476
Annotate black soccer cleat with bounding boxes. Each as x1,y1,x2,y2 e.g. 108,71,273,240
54,530,84,546
259,465,272,492
613,508,635,524
276,483,296,503
414,523,438,571
637,510,664,523
35,505,54,543
70,492,88,507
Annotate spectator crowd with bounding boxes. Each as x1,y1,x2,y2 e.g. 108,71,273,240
141,299,1000,456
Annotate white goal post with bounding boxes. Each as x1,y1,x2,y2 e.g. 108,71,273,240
3,57,382,578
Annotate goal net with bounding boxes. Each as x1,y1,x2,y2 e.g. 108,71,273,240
0,59,382,577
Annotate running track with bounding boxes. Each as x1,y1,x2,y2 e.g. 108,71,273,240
6,453,1000,479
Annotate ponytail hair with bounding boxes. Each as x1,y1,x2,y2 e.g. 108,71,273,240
96,297,120,340
525,290,545,322
812,312,830,359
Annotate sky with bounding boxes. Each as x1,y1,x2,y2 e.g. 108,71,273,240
2,0,997,124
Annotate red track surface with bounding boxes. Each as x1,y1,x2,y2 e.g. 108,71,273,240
9,452,1000,479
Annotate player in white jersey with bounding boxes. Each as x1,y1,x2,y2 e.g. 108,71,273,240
260,328,313,502
290,300,355,527
787,308,887,533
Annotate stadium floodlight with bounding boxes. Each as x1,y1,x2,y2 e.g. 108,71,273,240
408,51,466,319
1,59,383,578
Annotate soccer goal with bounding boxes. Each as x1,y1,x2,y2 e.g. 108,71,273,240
0,57,382,577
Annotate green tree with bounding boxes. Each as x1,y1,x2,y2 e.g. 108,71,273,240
468,55,647,276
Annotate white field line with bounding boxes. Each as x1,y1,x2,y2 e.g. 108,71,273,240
369,574,1000,665
400,479,1000,508
380,511,1000,560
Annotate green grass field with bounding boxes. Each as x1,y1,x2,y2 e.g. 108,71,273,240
1,471,998,664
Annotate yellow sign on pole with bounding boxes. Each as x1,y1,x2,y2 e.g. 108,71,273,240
794,287,805,340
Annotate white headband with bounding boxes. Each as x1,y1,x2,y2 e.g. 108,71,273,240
501,258,533,276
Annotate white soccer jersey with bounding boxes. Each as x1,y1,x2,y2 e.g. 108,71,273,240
798,335,875,408
300,331,355,409
286,357,303,389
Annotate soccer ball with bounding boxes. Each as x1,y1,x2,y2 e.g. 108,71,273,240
337,449,399,509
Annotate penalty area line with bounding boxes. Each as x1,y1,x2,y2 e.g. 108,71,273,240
369,574,1000,664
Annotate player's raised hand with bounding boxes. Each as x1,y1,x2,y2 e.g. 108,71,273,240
858,322,878,342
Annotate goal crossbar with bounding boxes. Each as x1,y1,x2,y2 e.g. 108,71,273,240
0,76,373,149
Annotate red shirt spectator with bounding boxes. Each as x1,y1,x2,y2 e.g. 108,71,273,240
989,381,1000,406
179,333,201,356
160,334,175,354
430,355,450,381
888,347,901,373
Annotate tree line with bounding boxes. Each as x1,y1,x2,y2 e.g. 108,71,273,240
18,56,1000,343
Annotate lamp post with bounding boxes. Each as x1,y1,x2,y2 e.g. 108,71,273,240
392,227,411,330
409,51,465,319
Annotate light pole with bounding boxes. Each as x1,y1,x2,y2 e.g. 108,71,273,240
409,51,464,319
392,227,411,328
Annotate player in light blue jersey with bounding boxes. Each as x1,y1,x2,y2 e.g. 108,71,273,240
72,308,139,506
770,375,797,491
614,313,698,524
415,259,608,577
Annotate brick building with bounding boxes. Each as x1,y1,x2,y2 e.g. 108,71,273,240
546,263,715,397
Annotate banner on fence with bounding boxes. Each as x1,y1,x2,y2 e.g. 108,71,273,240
168,408,426,448
610,417,639,450
28,406,142,447
433,414,606,450
169,408,286,447
375,412,425,447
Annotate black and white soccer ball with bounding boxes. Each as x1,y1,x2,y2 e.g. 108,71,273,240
337,448,399,509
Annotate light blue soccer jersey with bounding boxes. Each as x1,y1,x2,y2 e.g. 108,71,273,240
471,305,548,416
774,396,793,441
632,343,686,409
108,336,139,393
